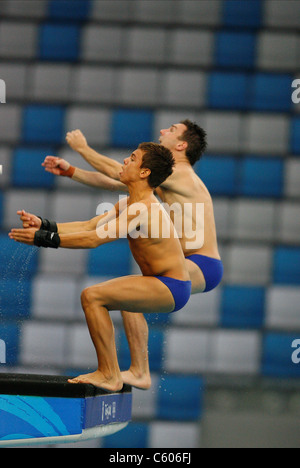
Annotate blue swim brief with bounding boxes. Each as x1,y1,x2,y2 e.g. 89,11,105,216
154,276,192,313
186,254,224,293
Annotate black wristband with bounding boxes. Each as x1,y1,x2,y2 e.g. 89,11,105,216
34,230,60,249
38,217,58,233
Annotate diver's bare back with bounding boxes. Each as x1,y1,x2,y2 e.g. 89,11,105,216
157,165,221,259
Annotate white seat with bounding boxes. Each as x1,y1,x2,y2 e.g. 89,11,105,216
284,159,300,198
226,244,272,285
50,191,95,222
177,0,222,26
205,112,242,153
32,275,78,320
173,288,221,327
65,107,111,146
131,375,159,419
91,0,132,21
133,0,178,24
39,247,88,277
257,32,298,71
0,104,22,144
231,200,276,242
20,322,67,367
0,63,27,99
209,330,260,374
28,64,72,102
264,0,300,28
4,189,48,230
0,146,12,188
213,198,232,239
277,202,300,244
0,22,38,59
150,422,199,449
242,114,289,154
160,70,207,107
0,0,48,18
81,25,124,62
167,29,214,66
126,27,167,64
73,66,116,104
164,329,211,373
266,286,300,330
116,68,160,106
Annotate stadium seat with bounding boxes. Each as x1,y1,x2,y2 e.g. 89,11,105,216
12,147,55,188
47,0,92,21
240,158,284,198
177,0,222,26
208,72,249,110
284,159,300,198
196,156,239,196
0,278,32,319
250,73,293,112
273,247,300,286
243,114,289,154
22,105,65,144
0,105,22,144
0,21,38,59
126,27,167,64
0,234,39,279
291,118,300,154
257,32,298,71
230,200,276,242
81,25,124,62
223,0,263,28
39,23,81,61
226,244,272,285
215,31,256,68
87,240,131,277
264,0,300,28
168,30,214,66
29,64,72,102
116,68,160,106
149,422,199,449
73,66,116,104
161,70,207,108
111,109,154,148
266,286,300,330
277,202,300,244
262,333,300,377
156,375,204,421
103,423,149,449
0,63,27,100
221,286,266,329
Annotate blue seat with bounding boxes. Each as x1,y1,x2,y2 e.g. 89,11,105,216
118,328,165,373
0,235,39,279
221,286,265,329
13,147,55,188
111,109,154,148
240,158,283,198
103,423,149,449
48,0,92,21
0,190,3,229
157,375,204,421
22,105,65,144
215,31,256,68
223,0,263,28
39,23,81,61
87,240,131,277
291,118,300,154
262,333,300,378
250,73,292,112
196,156,239,196
208,72,250,110
273,247,300,286
0,278,32,319
0,323,21,366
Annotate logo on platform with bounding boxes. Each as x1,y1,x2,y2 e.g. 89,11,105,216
0,79,6,103
0,340,6,364
291,339,300,364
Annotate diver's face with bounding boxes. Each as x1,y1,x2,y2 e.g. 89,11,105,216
120,148,144,184
159,123,187,150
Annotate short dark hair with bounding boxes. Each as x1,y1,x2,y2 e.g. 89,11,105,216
179,119,207,166
139,142,175,188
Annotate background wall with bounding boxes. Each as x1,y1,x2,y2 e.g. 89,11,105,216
0,0,299,448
